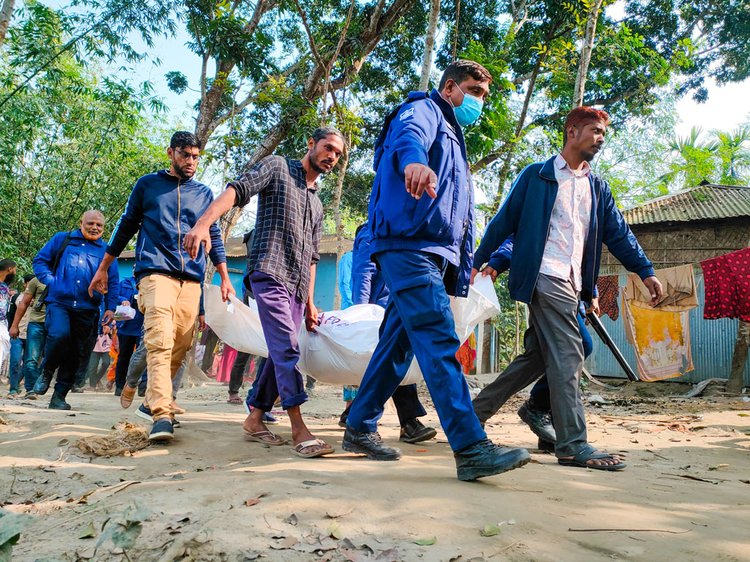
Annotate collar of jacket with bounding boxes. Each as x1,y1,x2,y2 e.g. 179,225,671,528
429,89,467,149
156,169,200,185
538,155,558,181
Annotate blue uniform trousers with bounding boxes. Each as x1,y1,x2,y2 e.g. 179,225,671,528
42,303,98,394
347,250,485,452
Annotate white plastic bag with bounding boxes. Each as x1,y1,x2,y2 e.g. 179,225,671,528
203,288,268,357
298,304,385,385
114,304,136,321
203,275,500,386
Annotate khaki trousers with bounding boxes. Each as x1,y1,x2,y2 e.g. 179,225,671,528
137,274,201,420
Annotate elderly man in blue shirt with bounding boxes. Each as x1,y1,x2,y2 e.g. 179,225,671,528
32,210,119,410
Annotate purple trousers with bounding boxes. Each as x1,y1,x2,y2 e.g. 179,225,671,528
247,271,308,411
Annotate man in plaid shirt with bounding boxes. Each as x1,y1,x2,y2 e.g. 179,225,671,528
185,127,345,458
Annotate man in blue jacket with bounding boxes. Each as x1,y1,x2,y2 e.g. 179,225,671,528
472,106,663,470
89,131,233,442
341,60,531,481
32,210,119,410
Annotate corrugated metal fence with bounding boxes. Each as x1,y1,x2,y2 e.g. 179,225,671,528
585,272,750,385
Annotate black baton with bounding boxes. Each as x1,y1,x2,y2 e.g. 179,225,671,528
586,311,640,382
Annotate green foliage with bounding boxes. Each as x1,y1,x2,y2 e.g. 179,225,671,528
0,509,34,561
0,5,168,266
713,126,750,185
491,273,527,370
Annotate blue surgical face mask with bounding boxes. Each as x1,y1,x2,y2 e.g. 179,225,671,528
452,84,484,127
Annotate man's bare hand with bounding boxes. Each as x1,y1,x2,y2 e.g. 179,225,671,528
198,314,206,331
88,269,108,296
481,265,498,282
101,310,114,326
220,278,235,302
305,303,320,332
586,296,600,316
404,163,437,200
471,266,497,285
642,276,663,306
9,325,19,339
183,224,211,260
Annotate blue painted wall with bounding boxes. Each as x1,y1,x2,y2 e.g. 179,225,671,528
117,253,339,311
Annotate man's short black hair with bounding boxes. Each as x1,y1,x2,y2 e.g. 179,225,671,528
438,60,493,90
170,131,202,150
311,127,345,145
23,273,35,283
0,259,16,271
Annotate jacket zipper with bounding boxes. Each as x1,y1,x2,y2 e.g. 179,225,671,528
177,179,185,272
588,179,599,299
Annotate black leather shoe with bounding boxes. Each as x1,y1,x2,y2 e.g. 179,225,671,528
538,438,555,453
338,404,351,428
399,418,437,444
33,373,53,396
518,401,556,443
455,438,530,481
48,392,71,410
342,426,401,461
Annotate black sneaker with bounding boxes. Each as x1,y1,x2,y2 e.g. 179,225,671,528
71,387,84,393
149,418,174,442
135,404,153,422
342,426,401,461
399,418,437,444
517,401,556,444
171,417,181,429
455,439,531,481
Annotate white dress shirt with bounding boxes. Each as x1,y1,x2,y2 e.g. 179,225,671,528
539,154,592,291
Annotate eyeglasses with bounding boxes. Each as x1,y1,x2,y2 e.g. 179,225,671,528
175,148,201,162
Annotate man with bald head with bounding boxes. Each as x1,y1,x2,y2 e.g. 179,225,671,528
32,210,119,409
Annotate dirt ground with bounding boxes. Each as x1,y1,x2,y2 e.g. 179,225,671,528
1,375,749,562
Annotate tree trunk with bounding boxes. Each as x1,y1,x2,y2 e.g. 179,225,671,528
331,139,351,310
572,0,604,107
0,0,15,46
418,0,440,91
727,320,750,394
490,53,545,212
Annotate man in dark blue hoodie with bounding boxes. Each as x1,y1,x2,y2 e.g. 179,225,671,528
472,106,663,470
341,60,531,481
89,131,233,442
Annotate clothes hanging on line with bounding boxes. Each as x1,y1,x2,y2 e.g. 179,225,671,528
701,247,750,322
596,275,620,320
622,287,694,382
624,263,698,312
